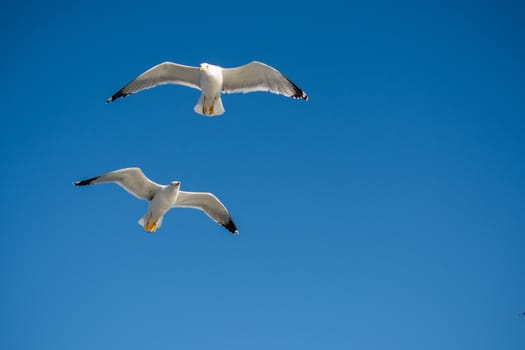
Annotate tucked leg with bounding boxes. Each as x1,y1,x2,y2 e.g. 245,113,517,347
144,221,157,232
209,97,217,115
202,96,207,115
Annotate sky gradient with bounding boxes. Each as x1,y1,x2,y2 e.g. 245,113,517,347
2,1,524,349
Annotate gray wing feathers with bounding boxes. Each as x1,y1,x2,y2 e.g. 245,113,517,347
175,191,238,233
222,61,308,100
75,167,162,201
107,62,201,102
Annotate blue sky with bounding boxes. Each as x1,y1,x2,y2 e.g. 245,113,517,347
1,1,524,349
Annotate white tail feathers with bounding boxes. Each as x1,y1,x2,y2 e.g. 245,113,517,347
194,94,225,116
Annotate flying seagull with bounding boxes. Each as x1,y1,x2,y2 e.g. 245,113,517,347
106,61,308,116
74,167,238,234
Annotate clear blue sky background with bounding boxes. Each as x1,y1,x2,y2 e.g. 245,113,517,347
1,1,524,349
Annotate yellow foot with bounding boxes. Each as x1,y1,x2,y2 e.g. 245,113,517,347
144,221,157,232
202,106,208,115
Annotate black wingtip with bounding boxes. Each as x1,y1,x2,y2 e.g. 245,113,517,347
106,89,128,103
222,218,239,234
286,76,308,101
73,175,100,186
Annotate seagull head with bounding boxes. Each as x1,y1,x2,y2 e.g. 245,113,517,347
170,181,181,187
199,63,209,71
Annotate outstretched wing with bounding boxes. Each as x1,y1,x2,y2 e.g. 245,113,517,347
222,61,308,100
74,167,162,201
107,62,201,103
174,191,238,234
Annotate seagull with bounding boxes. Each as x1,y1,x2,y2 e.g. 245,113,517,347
106,61,308,116
74,167,238,234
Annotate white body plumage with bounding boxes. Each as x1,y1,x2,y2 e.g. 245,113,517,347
194,63,225,116
138,181,180,231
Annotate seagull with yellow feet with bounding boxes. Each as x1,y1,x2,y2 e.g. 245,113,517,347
74,167,238,234
106,61,308,116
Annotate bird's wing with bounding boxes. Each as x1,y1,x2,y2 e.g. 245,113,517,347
107,62,201,103
174,191,238,234
221,61,308,100
74,167,162,201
